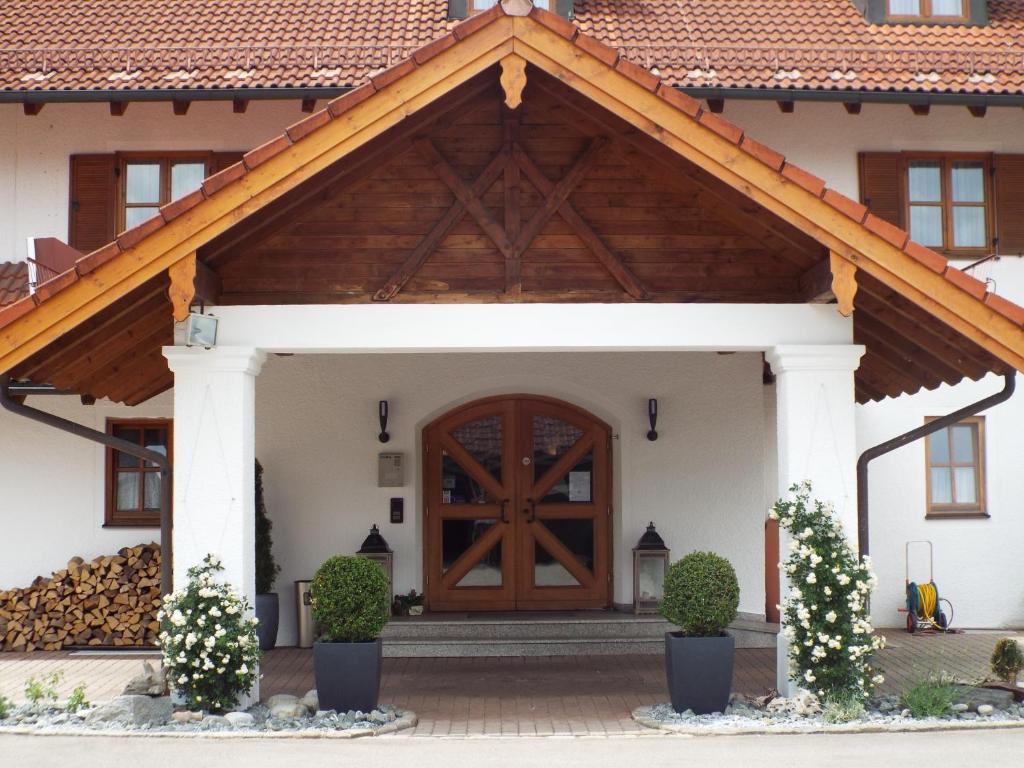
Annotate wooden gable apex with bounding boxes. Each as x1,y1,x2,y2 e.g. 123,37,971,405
1,1,1024,389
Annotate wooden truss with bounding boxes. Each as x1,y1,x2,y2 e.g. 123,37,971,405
373,111,649,302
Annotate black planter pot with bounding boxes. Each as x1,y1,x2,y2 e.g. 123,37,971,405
254,593,279,651
664,632,735,715
313,638,382,713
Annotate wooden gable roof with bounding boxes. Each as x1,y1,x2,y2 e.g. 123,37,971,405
1,2,1023,406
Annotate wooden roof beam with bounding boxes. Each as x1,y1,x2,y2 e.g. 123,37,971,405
374,146,510,301
205,76,499,269
854,322,944,391
513,143,650,300
503,105,522,295
855,312,967,384
109,101,128,116
168,252,221,321
416,138,517,260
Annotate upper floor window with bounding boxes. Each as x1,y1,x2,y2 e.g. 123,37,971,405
925,416,986,518
888,0,969,20
906,155,990,253
120,154,210,232
106,418,172,527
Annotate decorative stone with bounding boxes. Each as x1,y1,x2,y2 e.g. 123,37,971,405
170,711,193,723
952,685,1015,712
900,709,912,718
85,695,172,727
269,696,307,718
301,689,319,712
225,711,255,728
977,704,995,716
766,689,821,716
201,714,231,729
122,661,167,697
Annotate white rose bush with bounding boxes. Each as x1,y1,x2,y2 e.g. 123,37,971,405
770,482,885,704
157,554,261,712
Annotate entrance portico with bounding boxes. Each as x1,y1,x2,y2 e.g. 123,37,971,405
2,3,1023,698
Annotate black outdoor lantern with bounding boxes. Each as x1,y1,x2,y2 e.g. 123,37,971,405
633,522,670,614
646,398,658,441
357,524,394,607
378,400,390,443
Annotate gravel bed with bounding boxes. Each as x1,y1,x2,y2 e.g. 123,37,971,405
634,693,1024,736
0,702,417,738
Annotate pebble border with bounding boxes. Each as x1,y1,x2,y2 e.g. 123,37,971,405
632,705,1024,737
0,710,418,739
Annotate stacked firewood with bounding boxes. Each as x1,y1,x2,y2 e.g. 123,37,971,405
0,543,162,651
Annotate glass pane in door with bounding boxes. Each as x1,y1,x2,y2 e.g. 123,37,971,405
443,519,502,586
533,543,580,586
451,416,503,483
441,454,495,504
533,415,583,475
541,451,594,503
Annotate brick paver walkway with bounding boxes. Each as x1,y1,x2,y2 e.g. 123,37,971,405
0,631,1018,736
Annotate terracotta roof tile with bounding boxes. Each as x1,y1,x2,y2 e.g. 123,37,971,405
116,214,165,251
782,162,827,198
0,262,29,307
739,135,785,171
822,188,868,224
33,268,77,304
985,290,1024,327
865,213,909,250
76,242,122,276
0,295,37,331
2,1,1024,97
160,188,205,223
944,264,990,300
903,239,948,274
243,134,293,170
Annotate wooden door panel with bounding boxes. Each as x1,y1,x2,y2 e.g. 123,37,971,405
424,395,611,611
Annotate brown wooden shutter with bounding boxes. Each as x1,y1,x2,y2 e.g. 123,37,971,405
993,154,1024,255
68,154,117,253
858,152,903,228
210,152,244,175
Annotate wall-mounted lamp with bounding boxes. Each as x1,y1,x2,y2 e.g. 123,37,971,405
646,398,658,441
378,400,390,443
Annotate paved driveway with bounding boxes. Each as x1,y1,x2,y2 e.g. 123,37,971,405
0,630,1017,737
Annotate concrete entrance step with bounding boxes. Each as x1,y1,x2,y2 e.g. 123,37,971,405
381,613,778,657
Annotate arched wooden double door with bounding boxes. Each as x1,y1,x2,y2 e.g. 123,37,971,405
424,395,611,611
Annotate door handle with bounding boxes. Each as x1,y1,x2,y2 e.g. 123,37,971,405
500,498,510,524
524,498,536,523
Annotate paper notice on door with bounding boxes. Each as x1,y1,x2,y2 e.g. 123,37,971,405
568,471,591,502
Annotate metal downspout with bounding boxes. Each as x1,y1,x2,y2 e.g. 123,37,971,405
0,374,173,594
856,371,1015,560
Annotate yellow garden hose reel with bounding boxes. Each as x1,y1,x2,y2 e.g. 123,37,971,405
900,541,954,633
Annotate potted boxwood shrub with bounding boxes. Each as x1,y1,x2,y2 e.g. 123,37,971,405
310,555,390,713
660,551,740,715
254,460,282,651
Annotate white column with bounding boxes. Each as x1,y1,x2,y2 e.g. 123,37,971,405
766,344,864,696
163,345,265,602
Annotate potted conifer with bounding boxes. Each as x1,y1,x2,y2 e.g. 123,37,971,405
254,460,282,651
661,551,740,715
310,555,390,713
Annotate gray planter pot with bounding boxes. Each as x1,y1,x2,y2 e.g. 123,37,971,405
664,632,735,715
313,638,382,713
254,593,279,651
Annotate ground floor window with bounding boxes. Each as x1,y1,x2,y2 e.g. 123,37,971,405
105,419,172,527
924,416,985,518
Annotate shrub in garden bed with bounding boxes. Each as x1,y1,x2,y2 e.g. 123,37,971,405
991,638,1024,686
158,554,261,712
901,673,957,719
770,482,885,708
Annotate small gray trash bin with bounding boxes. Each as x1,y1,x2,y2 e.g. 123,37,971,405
295,580,315,648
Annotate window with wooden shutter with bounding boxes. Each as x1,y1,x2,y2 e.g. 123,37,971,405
69,151,244,254
993,154,1024,255
69,155,117,253
858,152,904,228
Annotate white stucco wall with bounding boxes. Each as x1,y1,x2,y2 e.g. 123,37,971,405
858,257,1024,630
0,391,172,588
0,100,312,262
